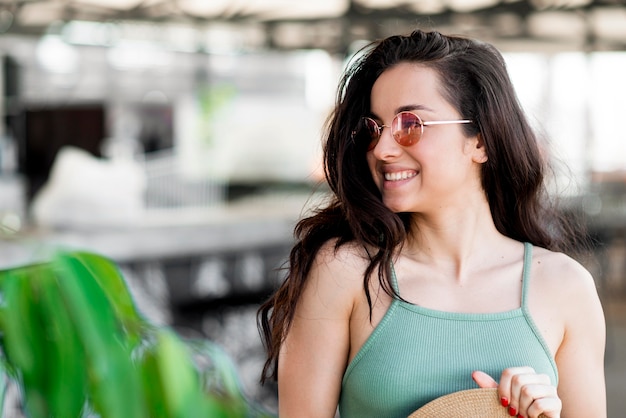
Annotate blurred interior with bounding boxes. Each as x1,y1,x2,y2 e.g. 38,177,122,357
0,0,625,416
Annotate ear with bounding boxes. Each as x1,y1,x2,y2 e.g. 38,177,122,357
471,133,488,163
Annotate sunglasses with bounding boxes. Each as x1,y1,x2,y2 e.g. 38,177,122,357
360,111,472,150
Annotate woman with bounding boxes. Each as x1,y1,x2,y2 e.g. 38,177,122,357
258,30,606,418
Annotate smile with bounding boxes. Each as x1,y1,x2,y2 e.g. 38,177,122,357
384,170,418,181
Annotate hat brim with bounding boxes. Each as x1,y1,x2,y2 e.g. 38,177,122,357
408,388,510,418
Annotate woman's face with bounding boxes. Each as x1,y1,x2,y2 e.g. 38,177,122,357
366,62,486,215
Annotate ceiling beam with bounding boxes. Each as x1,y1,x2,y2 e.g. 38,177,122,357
0,0,624,53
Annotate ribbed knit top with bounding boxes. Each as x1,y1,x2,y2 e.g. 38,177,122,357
339,243,558,418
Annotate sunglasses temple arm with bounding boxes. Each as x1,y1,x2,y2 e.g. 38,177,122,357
422,120,472,126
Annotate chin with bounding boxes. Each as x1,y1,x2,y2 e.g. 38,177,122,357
384,202,411,213
383,198,422,214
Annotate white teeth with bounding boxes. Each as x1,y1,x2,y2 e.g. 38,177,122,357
384,171,417,181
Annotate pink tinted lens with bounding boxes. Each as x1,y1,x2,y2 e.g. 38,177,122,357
364,117,380,150
392,112,422,146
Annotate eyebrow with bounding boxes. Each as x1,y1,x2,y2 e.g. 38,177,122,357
370,104,435,119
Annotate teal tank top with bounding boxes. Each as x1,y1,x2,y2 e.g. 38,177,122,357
339,243,558,418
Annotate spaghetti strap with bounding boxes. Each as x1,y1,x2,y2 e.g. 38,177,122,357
521,242,533,309
390,262,400,294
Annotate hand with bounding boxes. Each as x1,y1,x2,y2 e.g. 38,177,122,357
472,368,561,418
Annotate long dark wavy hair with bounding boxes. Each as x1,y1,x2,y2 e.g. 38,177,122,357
257,29,583,383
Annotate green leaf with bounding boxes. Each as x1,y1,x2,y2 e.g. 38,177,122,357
0,266,49,417
53,253,148,418
69,252,147,343
37,271,87,417
0,251,276,418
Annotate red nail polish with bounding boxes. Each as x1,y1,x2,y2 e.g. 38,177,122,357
517,415,524,418
501,397,509,407
508,406,517,416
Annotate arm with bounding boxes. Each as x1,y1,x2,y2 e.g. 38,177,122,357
277,244,361,418
553,261,606,417
473,254,606,418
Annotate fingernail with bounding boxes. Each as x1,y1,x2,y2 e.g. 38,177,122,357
500,397,509,407
508,406,517,416
517,415,524,418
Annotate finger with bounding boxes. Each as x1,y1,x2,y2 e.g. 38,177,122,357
510,374,553,417
525,390,562,418
516,383,559,418
510,372,551,407
471,370,498,388
498,367,536,413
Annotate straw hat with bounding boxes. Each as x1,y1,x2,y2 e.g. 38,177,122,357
408,388,547,418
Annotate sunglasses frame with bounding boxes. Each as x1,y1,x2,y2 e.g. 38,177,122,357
362,111,472,150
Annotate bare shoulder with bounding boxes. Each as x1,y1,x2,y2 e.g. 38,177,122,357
313,239,371,272
529,246,604,342
530,246,598,298
298,239,370,317
311,239,371,285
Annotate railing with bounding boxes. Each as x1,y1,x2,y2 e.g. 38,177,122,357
142,149,225,210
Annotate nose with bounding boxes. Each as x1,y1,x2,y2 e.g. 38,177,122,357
371,124,401,158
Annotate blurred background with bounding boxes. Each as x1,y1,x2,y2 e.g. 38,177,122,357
0,0,624,416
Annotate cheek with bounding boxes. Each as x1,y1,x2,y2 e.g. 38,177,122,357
417,140,463,167
408,146,457,183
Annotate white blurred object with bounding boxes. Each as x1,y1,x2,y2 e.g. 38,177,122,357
35,34,80,74
31,146,146,228
0,174,26,234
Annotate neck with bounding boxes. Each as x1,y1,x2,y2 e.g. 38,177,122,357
403,201,512,281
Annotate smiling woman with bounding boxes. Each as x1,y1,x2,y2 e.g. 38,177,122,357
257,29,606,418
